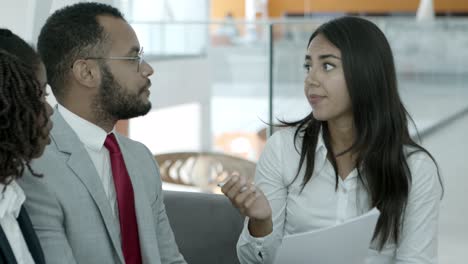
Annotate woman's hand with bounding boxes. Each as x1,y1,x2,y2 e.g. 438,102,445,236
221,173,272,221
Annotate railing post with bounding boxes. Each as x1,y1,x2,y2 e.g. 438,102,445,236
267,22,274,137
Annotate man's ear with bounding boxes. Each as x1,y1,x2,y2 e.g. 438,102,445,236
71,59,100,88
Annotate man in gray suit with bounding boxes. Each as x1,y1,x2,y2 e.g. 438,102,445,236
18,2,186,264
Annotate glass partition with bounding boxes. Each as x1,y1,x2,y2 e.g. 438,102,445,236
128,21,271,162
270,18,468,138
127,18,468,163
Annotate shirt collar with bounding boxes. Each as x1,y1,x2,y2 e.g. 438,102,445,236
315,128,328,166
57,104,115,151
0,181,26,219
315,128,359,181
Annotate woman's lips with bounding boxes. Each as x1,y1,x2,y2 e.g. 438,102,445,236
308,95,324,105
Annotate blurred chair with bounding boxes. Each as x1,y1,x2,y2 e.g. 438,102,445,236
163,190,244,264
155,152,256,193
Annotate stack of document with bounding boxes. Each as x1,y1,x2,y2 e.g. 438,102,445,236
274,208,380,264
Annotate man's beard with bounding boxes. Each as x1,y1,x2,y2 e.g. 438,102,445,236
94,64,151,121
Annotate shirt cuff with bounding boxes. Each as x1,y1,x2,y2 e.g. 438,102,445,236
240,219,275,248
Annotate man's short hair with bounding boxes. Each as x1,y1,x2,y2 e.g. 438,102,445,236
37,2,124,99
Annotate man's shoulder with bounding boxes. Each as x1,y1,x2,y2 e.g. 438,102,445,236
114,133,157,170
114,133,148,153
33,134,65,164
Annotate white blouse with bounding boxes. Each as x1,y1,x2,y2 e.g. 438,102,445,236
237,127,442,264
0,181,35,264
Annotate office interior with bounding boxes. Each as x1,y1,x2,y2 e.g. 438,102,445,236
1,0,467,263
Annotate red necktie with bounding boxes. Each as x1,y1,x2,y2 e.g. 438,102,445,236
104,133,142,264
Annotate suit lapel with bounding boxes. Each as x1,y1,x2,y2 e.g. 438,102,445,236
17,207,45,264
0,226,16,264
50,110,125,263
116,135,160,261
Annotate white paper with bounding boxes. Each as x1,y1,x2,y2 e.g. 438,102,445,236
273,208,380,264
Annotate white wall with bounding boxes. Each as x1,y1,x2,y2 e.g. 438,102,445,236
0,0,121,42
0,0,40,42
0,0,115,43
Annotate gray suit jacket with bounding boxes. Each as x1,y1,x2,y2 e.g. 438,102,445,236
18,110,186,264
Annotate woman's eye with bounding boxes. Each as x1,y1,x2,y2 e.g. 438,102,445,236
303,64,311,73
323,63,335,71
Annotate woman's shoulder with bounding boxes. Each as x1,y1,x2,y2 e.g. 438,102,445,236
266,126,302,150
403,146,441,194
404,146,436,169
270,126,297,139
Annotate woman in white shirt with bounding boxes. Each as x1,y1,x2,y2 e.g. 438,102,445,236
221,16,443,264
0,29,53,264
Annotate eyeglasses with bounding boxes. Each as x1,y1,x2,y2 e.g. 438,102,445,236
84,47,145,72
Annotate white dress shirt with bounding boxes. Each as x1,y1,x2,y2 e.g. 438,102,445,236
237,127,442,264
0,181,35,264
57,105,120,222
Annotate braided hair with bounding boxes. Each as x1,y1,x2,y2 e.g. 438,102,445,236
0,34,48,185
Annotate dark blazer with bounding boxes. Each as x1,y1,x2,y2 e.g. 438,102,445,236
0,206,45,264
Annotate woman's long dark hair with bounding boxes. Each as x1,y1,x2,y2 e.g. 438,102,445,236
0,29,48,185
282,17,442,250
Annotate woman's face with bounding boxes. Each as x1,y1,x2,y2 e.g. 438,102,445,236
34,62,53,158
303,34,352,124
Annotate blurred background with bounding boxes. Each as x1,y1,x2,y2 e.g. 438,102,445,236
1,0,467,262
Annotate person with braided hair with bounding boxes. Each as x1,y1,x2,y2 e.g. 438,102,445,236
0,28,52,264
